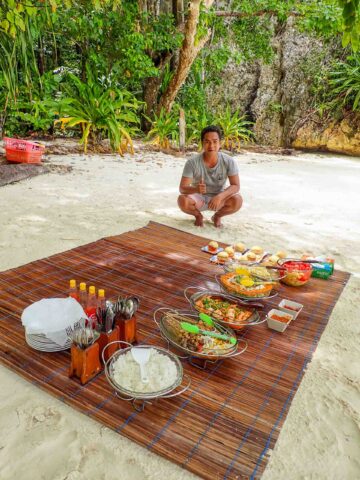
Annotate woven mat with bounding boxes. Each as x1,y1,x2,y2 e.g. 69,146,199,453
0,222,350,479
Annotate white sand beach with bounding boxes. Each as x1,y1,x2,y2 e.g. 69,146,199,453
0,146,359,480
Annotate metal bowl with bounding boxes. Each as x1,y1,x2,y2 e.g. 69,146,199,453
223,259,258,272
183,287,266,331
153,308,247,360
223,262,286,281
215,273,279,301
103,342,185,401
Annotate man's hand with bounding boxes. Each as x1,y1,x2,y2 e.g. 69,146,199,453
198,177,206,194
208,194,224,211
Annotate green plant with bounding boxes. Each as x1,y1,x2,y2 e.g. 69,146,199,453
56,66,141,154
185,109,214,146
145,108,179,149
327,55,360,111
267,101,283,114
214,106,254,151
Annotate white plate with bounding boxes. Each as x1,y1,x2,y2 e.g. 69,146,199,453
25,334,70,352
201,245,224,254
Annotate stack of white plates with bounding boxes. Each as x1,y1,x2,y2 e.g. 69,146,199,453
22,297,87,353
25,332,71,352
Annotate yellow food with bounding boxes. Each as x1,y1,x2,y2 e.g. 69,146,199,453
251,246,263,255
208,241,219,253
240,277,254,287
268,255,280,264
245,252,257,261
225,246,235,257
217,251,229,264
234,242,246,253
235,267,251,276
276,250,287,259
220,272,274,297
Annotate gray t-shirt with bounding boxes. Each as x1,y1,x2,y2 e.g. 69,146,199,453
182,152,239,197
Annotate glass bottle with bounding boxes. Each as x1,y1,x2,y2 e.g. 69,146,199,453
69,279,79,301
79,282,87,310
98,289,106,309
86,285,98,329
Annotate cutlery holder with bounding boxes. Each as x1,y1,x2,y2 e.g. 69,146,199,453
116,314,137,345
69,342,102,385
97,325,120,363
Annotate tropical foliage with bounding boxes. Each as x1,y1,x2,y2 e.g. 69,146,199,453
214,107,254,151
145,108,179,150
0,0,358,151
327,55,360,111
55,66,141,153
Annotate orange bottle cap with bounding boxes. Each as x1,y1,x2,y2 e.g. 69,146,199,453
98,289,105,297
89,285,96,295
69,279,76,288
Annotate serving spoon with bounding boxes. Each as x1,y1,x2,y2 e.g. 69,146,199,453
131,347,150,383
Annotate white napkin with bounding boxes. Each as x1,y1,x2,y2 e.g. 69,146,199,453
21,297,86,347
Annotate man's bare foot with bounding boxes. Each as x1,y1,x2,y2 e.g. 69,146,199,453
194,215,204,227
211,214,222,228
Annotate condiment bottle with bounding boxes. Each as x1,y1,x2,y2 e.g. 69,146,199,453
86,285,98,329
79,282,87,310
98,289,106,309
69,279,79,301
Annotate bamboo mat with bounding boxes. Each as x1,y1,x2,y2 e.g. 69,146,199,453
0,221,350,479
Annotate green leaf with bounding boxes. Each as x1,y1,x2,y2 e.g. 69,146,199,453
9,24,16,37
342,31,352,47
0,19,10,32
6,11,15,23
15,16,25,32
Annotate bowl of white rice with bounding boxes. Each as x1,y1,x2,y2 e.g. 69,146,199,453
104,345,183,400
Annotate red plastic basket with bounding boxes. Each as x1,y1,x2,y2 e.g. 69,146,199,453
3,137,45,164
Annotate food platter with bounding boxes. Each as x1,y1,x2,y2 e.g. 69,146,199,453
223,263,286,281
183,287,266,331
153,308,247,361
103,341,191,411
215,273,279,301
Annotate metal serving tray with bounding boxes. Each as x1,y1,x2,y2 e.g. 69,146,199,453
183,286,266,331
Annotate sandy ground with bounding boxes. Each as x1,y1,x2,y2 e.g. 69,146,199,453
0,146,359,480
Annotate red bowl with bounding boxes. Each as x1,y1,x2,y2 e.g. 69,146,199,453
279,260,312,287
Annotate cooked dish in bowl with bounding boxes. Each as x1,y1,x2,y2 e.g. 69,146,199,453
159,311,237,357
219,272,277,299
224,263,285,281
193,294,260,330
279,260,312,287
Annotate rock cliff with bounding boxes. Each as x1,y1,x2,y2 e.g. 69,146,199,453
206,18,360,156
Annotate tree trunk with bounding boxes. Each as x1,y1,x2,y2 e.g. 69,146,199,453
142,50,173,129
143,75,163,126
157,0,213,114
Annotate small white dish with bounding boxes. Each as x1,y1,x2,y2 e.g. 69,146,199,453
201,245,224,254
210,255,227,264
266,308,294,332
278,299,303,320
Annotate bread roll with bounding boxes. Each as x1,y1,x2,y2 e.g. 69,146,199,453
224,246,235,257
251,245,263,255
234,242,246,253
217,251,229,264
268,254,280,264
246,252,257,261
276,250,287,259
208,241,218,253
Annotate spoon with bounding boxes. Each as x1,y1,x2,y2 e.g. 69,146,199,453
180,322,237,345
131,347,150,383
